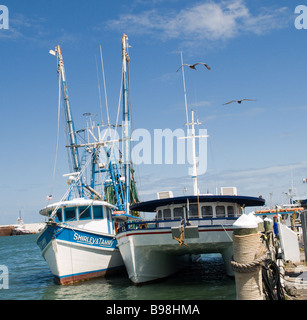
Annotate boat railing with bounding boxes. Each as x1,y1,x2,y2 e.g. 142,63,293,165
117,216,238,234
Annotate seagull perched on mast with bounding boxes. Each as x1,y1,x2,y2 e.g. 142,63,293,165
223,99,256,105
176,62,211,72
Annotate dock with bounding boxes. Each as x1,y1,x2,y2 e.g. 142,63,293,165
0,223,44,236
0,226,14,236
231,212,307,300
283,252,307,300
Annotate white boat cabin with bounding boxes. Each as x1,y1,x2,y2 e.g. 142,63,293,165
156,202,243,221
127,194,265,231
39,198,117,234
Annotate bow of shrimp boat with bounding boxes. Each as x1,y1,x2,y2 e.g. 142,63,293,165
37,199,133,284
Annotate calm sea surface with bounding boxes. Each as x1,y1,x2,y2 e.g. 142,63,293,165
0,234,235,300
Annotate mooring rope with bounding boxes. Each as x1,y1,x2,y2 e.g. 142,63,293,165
231,232,267,300
231,230,286,300
231,233,268,273
262,259,285,300
231,253,267,273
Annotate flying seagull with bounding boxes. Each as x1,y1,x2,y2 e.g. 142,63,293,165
176,62,211,72
223,99,256,105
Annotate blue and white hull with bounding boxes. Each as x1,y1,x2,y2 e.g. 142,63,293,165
37,223,124,284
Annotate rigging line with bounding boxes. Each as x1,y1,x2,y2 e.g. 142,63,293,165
180,52,189,129
95,64,124,205
95,55,104,126
48,72,62,200
101,66,124,204
95,130,110,195
220,223,233,242
127,50,132,129
110,64,124,154
50,152,94,219
100,45,110,127
58,90,73,174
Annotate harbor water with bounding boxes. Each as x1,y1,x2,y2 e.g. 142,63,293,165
0,234,235,300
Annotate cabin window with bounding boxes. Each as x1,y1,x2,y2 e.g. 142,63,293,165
64,207,76,221
216,206,225,217
105,207,112,220
93,206,103,219
201,206,213,218
227,206,235,217
55,209,62,222
157,210,162,220
174,207,184,219
79,206,91,220
189,204,199,218
48,209,62,222
163,209,171,220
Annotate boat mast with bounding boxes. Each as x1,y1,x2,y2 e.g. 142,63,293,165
122,34,131,214
190,110,199,196
183,110,206,196
49,45,83,196
179,53,209,196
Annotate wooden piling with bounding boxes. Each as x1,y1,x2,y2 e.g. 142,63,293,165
301,210,307,263
264,218,273,233
232,216,265,300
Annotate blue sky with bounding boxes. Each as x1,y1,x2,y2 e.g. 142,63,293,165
1,0,307,224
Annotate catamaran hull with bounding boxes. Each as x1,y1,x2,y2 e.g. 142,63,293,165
37,224,124,284
117,226,234,284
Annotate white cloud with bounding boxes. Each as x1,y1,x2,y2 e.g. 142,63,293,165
200,162,307,203
107,0,290,45
0,13,43,39
0,13,79,46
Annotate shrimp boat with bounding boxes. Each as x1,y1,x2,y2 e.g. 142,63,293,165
116,106,265,283
37,35,139,284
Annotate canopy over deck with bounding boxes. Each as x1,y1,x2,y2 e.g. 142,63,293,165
130,195,265,212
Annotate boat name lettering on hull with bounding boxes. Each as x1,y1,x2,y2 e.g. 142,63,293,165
73,233,114,248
